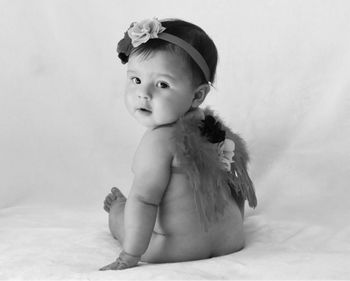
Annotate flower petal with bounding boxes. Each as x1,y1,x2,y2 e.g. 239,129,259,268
127,18,166,47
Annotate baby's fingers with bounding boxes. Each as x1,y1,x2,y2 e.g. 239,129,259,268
99,251,140,271
99,260,131,271
99,261,119,271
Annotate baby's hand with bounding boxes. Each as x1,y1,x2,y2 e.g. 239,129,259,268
99,251,140,271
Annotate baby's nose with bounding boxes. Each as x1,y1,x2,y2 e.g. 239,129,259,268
138,88,152,100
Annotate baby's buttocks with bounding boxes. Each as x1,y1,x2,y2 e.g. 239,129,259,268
146,181,244,263
153,166,245,257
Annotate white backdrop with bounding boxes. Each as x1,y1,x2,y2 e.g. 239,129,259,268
1,0,350,279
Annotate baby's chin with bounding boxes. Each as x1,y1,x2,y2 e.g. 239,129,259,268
136,117,179,129
133,116,158,129
133,110,182,128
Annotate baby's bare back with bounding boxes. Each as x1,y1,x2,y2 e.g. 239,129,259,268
141,171,245,263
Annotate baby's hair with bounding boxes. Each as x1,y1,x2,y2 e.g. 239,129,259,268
130,19,218,85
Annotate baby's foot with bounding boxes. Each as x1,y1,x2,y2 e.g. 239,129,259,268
103,187,127,213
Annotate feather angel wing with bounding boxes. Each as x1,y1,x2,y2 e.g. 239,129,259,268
173,108,257,229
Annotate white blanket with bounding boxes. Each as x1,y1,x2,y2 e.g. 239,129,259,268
1,0,349,279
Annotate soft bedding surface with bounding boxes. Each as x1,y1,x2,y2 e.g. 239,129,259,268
0,205,349,279
1,0,350,279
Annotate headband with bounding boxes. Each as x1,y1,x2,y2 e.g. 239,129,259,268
117,18,211,83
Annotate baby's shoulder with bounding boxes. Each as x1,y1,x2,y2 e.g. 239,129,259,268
139,126,176,154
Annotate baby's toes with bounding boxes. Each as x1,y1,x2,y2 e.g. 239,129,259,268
111,187,126,201
104,203,110,213
103,193,115,212
111,187,119,195
106,193,115,203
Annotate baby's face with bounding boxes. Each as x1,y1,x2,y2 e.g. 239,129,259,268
124,50,196,129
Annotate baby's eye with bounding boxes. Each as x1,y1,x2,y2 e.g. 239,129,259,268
131,77,141,84
156,81,170,89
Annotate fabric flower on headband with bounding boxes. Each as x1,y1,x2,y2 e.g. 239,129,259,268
128,18,166,47
117,18,165,64
117,26,133,64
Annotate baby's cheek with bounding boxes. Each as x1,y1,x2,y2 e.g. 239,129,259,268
124,94,134,111
156,112,176,125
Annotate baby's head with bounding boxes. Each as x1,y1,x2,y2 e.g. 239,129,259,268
117,18,218,128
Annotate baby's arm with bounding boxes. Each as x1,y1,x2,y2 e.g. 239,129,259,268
124,128,173,255
101,128,173,270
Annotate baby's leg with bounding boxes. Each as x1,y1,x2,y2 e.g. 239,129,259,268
104,187,127,242
104,188,211,263
141,233,211,263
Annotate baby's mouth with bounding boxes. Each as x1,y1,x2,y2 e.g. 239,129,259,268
137,107,152,114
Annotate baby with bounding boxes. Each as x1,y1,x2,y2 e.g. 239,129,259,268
100,18,257,270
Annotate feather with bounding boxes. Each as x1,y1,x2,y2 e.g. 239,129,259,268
173,107,257,229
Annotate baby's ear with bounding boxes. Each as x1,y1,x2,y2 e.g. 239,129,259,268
191,84,210,108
